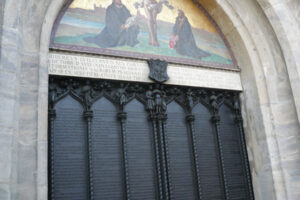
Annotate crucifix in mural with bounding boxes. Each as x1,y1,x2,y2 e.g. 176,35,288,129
51,0,236,69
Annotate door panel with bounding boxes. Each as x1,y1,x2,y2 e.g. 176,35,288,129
92,97,123,200
167,102,196,200
219,105,248,199
125,99,157,200
52,95,89,200
48,77,254,200
193,104,223,200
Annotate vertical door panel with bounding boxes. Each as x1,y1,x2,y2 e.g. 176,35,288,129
91,97,123,200
167,101,196,200
125,99,157,200
193,104,223,200
219,105,248,199
53,95,89,200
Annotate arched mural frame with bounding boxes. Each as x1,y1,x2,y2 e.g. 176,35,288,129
49,0,239,70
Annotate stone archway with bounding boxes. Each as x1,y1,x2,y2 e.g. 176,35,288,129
39,1,300,199
196,1,300,199
0,0,299,199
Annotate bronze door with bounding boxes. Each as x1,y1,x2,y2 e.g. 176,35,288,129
48,76,254,200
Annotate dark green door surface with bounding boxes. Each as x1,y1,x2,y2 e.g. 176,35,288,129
48,76,254,200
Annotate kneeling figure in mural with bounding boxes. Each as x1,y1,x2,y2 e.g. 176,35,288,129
84,0,140,48
172,9,210,59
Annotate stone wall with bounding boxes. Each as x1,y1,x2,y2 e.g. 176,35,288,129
0,0,4,58
0,0,299,199
198,1,300,199
0,1,52,199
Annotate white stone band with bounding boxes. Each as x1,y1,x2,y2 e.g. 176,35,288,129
49,52,243,91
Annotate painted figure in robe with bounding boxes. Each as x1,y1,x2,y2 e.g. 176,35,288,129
172,9,210,59
84,0,140,48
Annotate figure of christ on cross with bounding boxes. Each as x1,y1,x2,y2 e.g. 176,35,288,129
135,0,173,47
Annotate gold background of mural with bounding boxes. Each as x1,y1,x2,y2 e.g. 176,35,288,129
70,0,218,33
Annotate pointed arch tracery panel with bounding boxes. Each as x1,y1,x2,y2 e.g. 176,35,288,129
193,103,224,199
166,101,197,200
218,104,251,199
51,95,89,200
91,97,123,199
125,99,157,200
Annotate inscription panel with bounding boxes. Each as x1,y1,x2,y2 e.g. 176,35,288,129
53,96,88,200
125,99,156,200
167,102,196,200
91,98,123,200
49,77,253,200
49,53,242,91
193,104,223,199
219,105,248,199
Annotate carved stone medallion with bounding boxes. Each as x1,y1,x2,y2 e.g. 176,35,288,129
148,59,169,83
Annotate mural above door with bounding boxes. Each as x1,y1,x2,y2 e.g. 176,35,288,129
50,0,238,70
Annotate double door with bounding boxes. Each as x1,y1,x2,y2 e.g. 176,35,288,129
48,76,254,200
